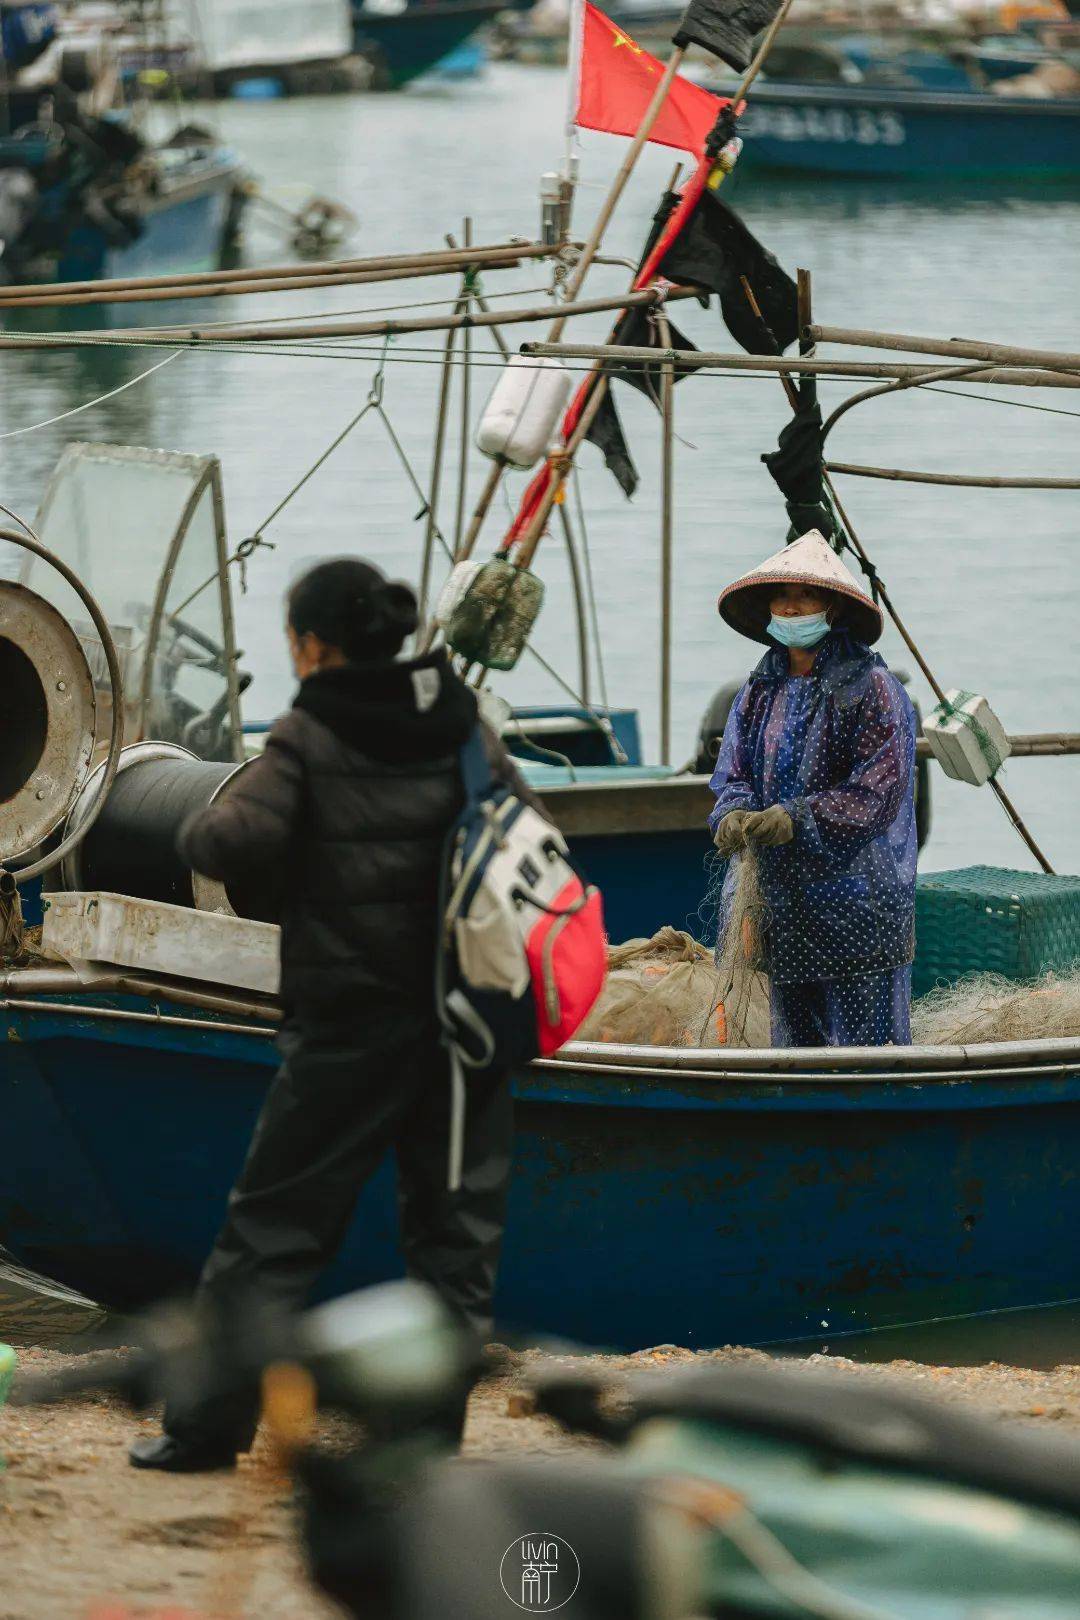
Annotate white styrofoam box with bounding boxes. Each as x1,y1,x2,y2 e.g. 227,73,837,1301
475,355,572,469
434,558,484,628
923,690,1011,787
42,891,280,996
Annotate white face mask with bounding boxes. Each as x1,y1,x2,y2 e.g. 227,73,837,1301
768,611,830,649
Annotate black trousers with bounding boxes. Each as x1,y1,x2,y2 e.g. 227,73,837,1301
166,1010,513,1452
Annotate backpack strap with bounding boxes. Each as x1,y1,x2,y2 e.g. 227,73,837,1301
458,721,498,807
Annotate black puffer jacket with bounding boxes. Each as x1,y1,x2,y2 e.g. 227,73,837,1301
178,652,539,1023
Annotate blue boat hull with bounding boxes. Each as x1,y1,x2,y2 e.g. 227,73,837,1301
2,994,1078,1348
736,82,1080,177
55,164,243,285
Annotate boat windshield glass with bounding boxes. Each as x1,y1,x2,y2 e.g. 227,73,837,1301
0,442,239,762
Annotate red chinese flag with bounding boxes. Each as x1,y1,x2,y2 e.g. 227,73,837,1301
575,2,726,158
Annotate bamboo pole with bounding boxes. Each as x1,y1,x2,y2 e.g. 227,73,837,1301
453,222,473,553
515,371,612,569
75,285,701,350
521,341,1080,389
558,502,592,705
510,0,803,572
457,458,505,565
827,462,1080,491
805,324,1080,376
418,276,468,632
658,311,675,767
917,734,1080,760
458,43,693,561
0,241,556,303
446,230,511,360
0,257,555,311
437,226,512,576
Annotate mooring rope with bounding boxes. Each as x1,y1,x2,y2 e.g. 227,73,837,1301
0,349,183,441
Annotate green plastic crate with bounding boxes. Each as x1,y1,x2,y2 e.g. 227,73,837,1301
914,867,1080,998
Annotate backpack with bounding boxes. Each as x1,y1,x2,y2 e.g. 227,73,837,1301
437,724,607,1188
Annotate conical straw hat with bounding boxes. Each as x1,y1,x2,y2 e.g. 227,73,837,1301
718,530,883,647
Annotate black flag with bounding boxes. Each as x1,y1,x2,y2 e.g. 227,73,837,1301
585,390,638,499
584,305,700,499
673,0,786,73
659,188,798,354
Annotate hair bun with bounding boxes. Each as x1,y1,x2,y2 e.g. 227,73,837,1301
373,580,419,637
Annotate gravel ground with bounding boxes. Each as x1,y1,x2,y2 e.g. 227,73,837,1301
1,1343,1079,1620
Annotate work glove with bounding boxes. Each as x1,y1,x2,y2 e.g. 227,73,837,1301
741,806,795,848
713,810,751,856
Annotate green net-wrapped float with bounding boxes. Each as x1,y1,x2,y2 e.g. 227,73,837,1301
444,556,544,671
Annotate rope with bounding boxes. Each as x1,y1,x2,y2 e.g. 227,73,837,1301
923,383,1080,422
0,350,183,441
251,339,393,536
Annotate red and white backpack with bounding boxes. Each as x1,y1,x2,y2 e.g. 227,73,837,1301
437,725,607,1186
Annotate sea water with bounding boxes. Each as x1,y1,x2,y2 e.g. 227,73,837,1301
0,65,1076,877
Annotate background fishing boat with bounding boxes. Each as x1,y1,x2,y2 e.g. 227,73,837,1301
732,79,1080,176
0,7,250,284
159,0,368,98
352,0,506,88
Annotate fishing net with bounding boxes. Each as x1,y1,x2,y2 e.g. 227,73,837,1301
578,927,731,1048
583,837,1080,1051
711,848,771,1048
579,851,771,1049
911,970,1080,1046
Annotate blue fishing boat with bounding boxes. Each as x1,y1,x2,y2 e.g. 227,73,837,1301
2,968,1079,1349
734,80,1080,178
0,125,247,287
0,436,1076,1355
0,5,248,285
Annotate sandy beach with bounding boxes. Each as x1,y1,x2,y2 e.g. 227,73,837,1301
2,1342,1078,1619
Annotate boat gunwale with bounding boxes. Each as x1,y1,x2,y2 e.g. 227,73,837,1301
137,152,246,216
4,967,1080,1084
730,80,1080,116
554,1035,1080,1074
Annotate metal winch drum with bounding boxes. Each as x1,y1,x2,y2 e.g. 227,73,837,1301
0,523,255,916
60,742,268,919
0,578,98,866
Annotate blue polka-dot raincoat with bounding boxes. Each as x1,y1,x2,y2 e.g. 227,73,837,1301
709,628,917,1047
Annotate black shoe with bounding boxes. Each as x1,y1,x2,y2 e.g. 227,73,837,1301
129,1433,238,1473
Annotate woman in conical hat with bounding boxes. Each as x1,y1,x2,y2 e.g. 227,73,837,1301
710,530,917,1048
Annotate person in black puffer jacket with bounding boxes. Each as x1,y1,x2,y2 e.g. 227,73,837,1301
130,557,540,1474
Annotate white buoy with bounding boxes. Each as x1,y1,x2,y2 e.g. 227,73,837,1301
923,690,1012,786
475,355,572,470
